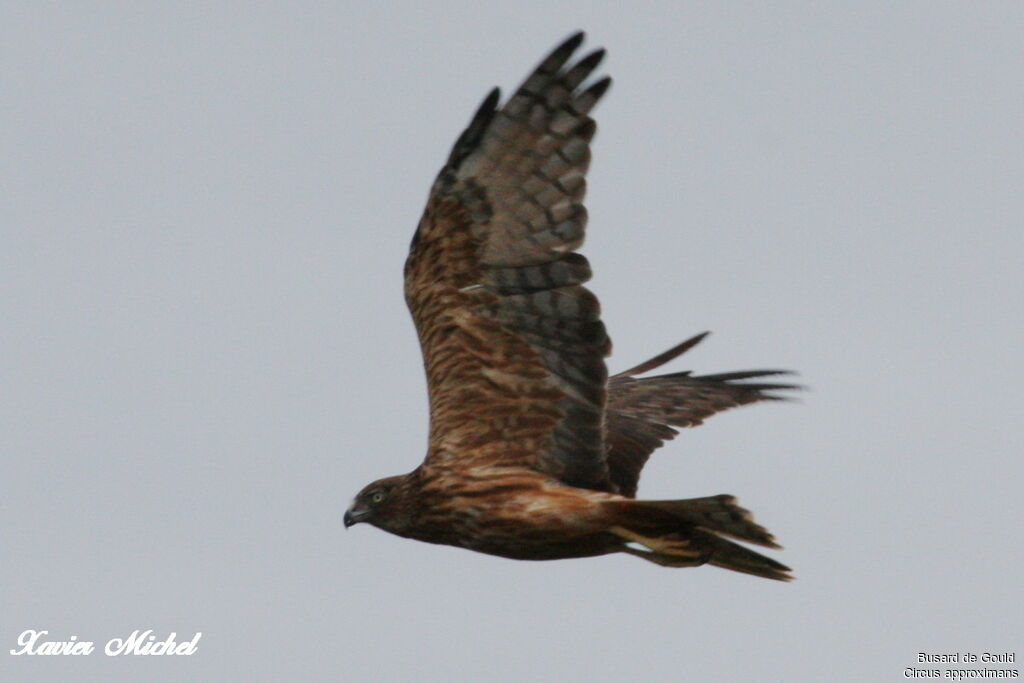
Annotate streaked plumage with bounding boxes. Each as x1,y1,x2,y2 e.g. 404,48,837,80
345,33,797,580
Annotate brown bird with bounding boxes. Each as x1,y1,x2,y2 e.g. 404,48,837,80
345,32,797,580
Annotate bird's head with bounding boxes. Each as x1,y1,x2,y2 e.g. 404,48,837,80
344,474,409,532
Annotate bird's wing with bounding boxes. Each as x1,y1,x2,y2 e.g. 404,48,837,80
404,33,612,488
606,333,799,497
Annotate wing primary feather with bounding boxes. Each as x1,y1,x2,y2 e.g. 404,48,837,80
561,49,606,90
547,32,586,69
691,370,796,382
353,34,798,579
575,76,612,111
407,30,615,490
614,332,710,377
446,87,501,168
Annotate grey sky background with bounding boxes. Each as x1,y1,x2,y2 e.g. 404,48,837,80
3,2,1022,681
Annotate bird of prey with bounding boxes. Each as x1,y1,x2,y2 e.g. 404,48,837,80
345,33,797,580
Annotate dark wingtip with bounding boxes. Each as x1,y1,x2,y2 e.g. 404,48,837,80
576,47,606,72
482,87,500,111
544,32,586,66
587,75,613,100
531,32,588,84
564,31,586,49
696,369,798,382
614,331,710,377
686,368,804,402
445,87,501,168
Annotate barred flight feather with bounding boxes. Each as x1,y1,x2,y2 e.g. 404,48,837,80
346,33,798,581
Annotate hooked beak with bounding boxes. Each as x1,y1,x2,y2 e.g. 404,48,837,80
343,506,369,529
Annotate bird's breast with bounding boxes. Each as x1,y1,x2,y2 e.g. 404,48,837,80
407,468,623,560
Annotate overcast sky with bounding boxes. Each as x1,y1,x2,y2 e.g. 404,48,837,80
4,2,1022,681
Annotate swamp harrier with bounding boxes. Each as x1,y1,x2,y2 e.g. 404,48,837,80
345,33,796,580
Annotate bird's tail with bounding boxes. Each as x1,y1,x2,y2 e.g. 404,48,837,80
605,495,792,581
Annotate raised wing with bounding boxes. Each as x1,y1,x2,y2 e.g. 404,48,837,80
606,333,799,497
405,33,613,488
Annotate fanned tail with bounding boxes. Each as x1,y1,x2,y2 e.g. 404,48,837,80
702,532,792,581
641,495,780,547
607,495,792,581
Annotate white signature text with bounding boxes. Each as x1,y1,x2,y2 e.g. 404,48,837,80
9,629,201,656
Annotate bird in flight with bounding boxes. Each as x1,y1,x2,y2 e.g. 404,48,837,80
345,32,797,580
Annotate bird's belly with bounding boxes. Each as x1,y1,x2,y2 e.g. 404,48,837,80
412,484,622,561
461,530,619,561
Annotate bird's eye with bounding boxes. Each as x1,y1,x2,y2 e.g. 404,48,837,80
370,491,386,504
